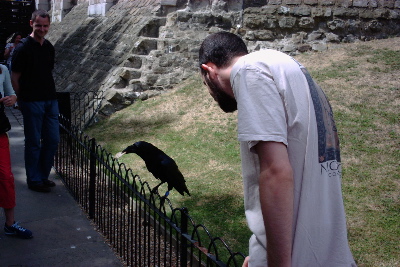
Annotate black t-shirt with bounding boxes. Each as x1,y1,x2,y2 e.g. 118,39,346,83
12,36,56,101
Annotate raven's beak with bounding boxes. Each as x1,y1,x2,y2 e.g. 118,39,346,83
115,151,126,159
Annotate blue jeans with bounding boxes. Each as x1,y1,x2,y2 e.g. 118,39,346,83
19,100,60,185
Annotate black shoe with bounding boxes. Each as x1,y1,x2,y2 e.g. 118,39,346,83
42,180,56,187
28,184,51,193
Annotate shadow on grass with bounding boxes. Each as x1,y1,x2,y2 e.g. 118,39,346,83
88,113,179,143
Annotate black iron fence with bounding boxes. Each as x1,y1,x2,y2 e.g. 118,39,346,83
57,90,104,130
54,114,246,266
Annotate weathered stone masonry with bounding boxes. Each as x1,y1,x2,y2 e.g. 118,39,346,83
45,0,400,117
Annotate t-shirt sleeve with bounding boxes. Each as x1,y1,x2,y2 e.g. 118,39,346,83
11,43,25,73
233,66,288,147
3,67,15,96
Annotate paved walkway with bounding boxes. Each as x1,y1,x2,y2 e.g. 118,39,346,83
0,107,123,267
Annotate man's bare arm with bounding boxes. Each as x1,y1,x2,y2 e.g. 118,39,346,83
254,141,294,267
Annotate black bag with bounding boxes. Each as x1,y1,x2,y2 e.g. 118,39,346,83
0,92,11,133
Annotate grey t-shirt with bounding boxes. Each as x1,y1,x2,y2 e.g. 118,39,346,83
231,49,356,266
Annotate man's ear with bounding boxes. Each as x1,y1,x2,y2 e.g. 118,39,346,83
201,64,209,72
201,63,218,79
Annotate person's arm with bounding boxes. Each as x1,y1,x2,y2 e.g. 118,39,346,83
254,141,294,267
1,68,17,107
4,45,13,59
0,94,17,107
11,71,21,96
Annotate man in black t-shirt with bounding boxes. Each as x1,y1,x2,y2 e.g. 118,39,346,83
11,9,59,193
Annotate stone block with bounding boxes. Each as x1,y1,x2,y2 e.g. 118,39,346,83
176,11,192,22
312,42,327,51
160,0,177,6
325,32,340,43
353,0,369,7
284,0,301,5
333,8,359,17
312,7,332,17
346,20,362,34
265,18,278,29
268,0,283,4
144,74,159,86
282,43,296,52
320,0,335,5
243,0,268,8
104,89,124,104
304,0,318,5
380,0,395,8
342,34,357,43
291,32,307,43
99,101,116,116
278,6,291,15
297,44,312,52
244,30,256,40
244,7,258,14
129,81,143,92
299,17,315,28
291,6,312,16
389,9,400,19
243,14,264,29
132,39,158,55
336,0,353,7
365,20,382,32
353,0,378,7
110,76,127,89
261,6,278,15
327,19,345,30
360,10,375,18
307,31,324,41
253,30,276,40
396,0,400,8
374,8,391,18
279,17,297,28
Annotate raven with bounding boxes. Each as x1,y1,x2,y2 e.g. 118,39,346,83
115,141,190,197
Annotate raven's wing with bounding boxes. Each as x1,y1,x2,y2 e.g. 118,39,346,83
160,156,190,196
143,152,174,180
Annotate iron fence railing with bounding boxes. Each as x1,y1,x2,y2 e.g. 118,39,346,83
57,90,104,130
54,115,246,266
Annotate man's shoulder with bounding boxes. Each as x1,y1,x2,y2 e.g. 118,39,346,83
43,37,54,45
21,36,33,44
43,39,55,51
17,36,34,50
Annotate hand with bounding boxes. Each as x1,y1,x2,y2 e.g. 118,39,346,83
0,95,17,107
242,256,250,267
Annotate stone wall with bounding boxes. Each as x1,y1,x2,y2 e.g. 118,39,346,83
46,0,400,117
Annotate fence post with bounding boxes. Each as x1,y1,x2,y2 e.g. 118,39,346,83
88,138,96,219
56,92,71,134
180,207,188,267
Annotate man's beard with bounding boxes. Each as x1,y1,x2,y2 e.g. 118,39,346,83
204,76,237,113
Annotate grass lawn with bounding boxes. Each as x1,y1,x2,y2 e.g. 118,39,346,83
86,37,399,266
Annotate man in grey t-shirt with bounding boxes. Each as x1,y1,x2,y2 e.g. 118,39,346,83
199,32,356,267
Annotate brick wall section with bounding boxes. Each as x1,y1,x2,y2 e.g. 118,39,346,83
46,0,400,117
